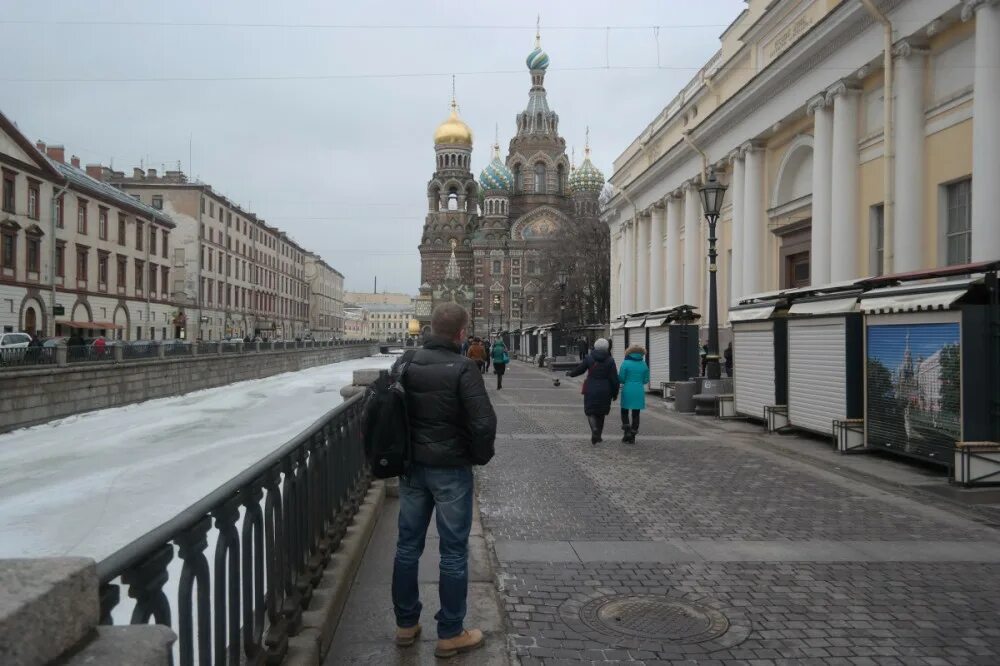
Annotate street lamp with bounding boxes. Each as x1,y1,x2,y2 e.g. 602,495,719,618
699,167,728,381
556,269,568,356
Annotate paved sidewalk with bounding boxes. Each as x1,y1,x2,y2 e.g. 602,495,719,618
479,361,1000,665
326,492,510,665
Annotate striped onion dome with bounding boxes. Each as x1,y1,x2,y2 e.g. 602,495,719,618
526,45,549,71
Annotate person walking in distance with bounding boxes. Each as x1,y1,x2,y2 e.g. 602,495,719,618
466,336,487,374
724,341,733,378
577,337,589,361
490,337,508,390
391,303,497,658
567,338,619,445
618,344,650,444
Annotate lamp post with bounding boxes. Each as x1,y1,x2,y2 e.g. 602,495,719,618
556,268,568,356
492,293,502,337
699,167,728,381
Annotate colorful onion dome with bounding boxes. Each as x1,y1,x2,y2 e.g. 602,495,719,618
569,154,604,193
526,45,549,71
434,100,473,146
479,145,513,192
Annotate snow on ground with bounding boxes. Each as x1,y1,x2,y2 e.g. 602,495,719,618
0,355,394,561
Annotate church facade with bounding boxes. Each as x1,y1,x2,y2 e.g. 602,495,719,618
416,33,604,337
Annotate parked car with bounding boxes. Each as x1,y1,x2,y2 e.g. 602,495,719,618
0,332,33,364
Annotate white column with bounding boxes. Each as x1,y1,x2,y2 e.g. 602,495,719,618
666,194,683,306
611,226,622,316
828,81,861,282
742,143,765,295
729,152,745,304
893,41,929,272
966,0,1000,261
649,203,666,309
683,183,701,307
635,213,650,310
807,93,833,285
622,220,635,313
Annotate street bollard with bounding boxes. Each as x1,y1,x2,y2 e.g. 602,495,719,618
113,344,124,363
55,343,68,368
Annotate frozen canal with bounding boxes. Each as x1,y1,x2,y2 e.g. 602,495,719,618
0,355,393,561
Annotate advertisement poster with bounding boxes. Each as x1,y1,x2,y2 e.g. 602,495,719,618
866,322,961,462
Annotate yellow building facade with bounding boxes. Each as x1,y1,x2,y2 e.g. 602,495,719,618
604,0,999,330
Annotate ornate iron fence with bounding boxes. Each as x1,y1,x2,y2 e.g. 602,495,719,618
96,393,370,665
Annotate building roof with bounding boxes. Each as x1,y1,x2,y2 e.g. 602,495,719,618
49,158,175,227
365,303,414,313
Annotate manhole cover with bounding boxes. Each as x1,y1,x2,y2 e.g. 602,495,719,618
578,595,729,643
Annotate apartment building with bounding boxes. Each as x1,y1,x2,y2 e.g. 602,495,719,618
305,253,345,338
0,111,176,340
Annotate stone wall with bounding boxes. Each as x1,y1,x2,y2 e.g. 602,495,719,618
0,343,379,433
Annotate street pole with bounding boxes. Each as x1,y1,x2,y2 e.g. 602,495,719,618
705,212,721,380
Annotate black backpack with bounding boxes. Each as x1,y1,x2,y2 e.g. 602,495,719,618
362,350,417,479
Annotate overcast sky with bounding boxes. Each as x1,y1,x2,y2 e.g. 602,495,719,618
1,0,744,294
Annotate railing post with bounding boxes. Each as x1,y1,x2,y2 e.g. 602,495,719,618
255,341,261,353
157,342,166,359
191,341,199,356
113,343,124,363
56,342,68,367
217,341,223,356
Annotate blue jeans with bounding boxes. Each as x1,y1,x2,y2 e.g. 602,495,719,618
392,463,474,639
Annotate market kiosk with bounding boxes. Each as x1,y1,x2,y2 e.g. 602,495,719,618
643,305,701,393
858,267,999,483
729,295,788,426
610,317,627,368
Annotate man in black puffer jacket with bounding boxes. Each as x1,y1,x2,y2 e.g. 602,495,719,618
391,302,496,659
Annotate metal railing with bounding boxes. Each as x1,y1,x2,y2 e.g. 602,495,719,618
0,340,378,372
96,393,370,666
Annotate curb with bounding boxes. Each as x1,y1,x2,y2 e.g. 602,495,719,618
285,480,386,666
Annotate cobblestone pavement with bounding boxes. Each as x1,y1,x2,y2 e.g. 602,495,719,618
477,362,1000,665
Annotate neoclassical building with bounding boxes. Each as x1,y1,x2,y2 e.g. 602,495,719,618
604,0,998,330
418,32,604,335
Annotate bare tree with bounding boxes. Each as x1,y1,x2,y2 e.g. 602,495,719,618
542,218,611,326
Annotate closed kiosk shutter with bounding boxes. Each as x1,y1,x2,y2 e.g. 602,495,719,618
733,322,774,419
612,330,626,368
648,328,671,386
787,318,846,435
866,317,962,464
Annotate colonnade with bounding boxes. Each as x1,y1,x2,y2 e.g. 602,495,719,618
613,0,1000,317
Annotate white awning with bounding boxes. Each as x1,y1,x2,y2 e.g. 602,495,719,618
788,297,858,316
624,318,646,328
610,321,626,330
644,316,669,327
860,289,967,314
728,304,776,322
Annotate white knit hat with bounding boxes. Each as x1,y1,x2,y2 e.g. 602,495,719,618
593,338,610,351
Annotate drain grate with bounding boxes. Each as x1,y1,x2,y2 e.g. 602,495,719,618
578,595,729,643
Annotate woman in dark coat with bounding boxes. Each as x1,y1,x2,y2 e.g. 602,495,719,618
567,337,620,445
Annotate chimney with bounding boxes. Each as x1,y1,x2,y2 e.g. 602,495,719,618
146,168,157,178
70,155,81,168
85,165,103,180
35,140,46,153
133,167,144,179
46,145,65,163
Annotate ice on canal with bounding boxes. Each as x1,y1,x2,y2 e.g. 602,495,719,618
0,355,394,560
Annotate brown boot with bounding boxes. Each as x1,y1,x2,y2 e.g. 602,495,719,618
394,624,421,647
434,628,484,658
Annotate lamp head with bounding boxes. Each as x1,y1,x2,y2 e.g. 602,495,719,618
699,167,727,218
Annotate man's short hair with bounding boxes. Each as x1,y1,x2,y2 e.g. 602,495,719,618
431,302,469,339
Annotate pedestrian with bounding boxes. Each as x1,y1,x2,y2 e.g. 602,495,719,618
484,340,492,373
700,343,709,376
577,337,589,361
566,338,620,445
391,302,496,658
27,332,43,364
466,337,487,374
460,335,472,357
490,337,509,390
68,330,85,361
93,336,106,360
618,344,650,444
724,341,733,378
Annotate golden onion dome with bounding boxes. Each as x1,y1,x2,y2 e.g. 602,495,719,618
434,101,473,146
407,318,422,336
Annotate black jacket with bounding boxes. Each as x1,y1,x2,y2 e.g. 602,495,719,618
394,335,497,467
568,349,619,416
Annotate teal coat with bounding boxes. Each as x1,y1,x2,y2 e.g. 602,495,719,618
618,352,649,410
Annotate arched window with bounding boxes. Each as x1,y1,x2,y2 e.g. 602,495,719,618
536,113,543,131
447,188,458,211
513,164,522,193
556,164,564,194
534,163,546,194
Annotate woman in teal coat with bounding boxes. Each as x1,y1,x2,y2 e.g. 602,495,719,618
618,344,650,444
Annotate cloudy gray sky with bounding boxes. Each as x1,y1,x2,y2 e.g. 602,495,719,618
1,0,743,294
